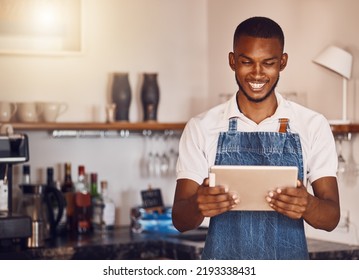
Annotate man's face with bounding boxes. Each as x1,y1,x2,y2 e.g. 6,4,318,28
229,35,287,103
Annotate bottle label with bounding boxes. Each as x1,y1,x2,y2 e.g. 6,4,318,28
103,203,115,226
75,192,91,207
64,192,75,216
92,203,103,225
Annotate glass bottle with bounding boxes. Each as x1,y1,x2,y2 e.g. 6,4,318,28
90,173,98,197
74,165,92,234
92,180,115,232
101,181,115,230
75,165,87,192
91,189,104,232
22,164,31,184
61,162,75,233
46,167,56,224
46,167,56,188
0,164,9,214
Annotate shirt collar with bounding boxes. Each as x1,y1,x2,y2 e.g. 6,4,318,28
222,91,293,121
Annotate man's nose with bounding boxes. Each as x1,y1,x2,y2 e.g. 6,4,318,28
251,63,264,77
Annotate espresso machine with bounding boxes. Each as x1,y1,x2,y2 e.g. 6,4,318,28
0,124,31,254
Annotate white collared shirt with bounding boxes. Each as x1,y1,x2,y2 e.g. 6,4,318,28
176,91,338,186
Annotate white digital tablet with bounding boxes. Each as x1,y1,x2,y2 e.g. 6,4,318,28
209,165,298,211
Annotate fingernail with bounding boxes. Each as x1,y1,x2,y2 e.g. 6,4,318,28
268,191,274,197
234,198,240,204
276,188,282,194
266,196,271,202
231,193,238,200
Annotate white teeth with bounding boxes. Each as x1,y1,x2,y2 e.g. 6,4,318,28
249,82,265,89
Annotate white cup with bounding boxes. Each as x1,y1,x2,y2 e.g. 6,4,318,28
17,102,40,122
38,102,68,122
0,102,17,122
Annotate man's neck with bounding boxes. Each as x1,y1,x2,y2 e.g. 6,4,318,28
237,92,278,124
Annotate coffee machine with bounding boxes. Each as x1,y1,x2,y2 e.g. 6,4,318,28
0,124,31,254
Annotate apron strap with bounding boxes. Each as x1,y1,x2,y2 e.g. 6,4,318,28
278,118,289,133
228,118,238,132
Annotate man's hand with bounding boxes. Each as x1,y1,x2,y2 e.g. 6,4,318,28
172,178,240,232
197,178,239,217
266,180,310,219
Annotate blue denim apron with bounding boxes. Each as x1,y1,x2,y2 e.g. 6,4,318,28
201,118,309,260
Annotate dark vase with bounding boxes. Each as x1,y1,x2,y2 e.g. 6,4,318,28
140,73,160,121
111,73,132,121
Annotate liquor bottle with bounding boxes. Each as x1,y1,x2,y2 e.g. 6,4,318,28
46,167,56,224
46,167,56,188
91,173,102,231
0,179,8,214
90,173,99,197
61,162,75,233
92,180,115,232
74,165,92,234
22,164,31,184
75,165,86,192
0,165,8,214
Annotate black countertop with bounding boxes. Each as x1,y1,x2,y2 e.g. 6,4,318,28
1,227,359,260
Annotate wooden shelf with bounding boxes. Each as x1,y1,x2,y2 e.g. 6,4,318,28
6,122,359,134
8,122,186,132
330,124,359,134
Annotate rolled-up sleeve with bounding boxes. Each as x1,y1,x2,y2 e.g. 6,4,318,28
176,118,209,185
306,115,338,184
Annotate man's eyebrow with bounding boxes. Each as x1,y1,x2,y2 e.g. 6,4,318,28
263,56,280,61
238,54,252,60
238,54,280,61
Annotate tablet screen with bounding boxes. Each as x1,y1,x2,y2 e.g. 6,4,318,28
209,165,298,211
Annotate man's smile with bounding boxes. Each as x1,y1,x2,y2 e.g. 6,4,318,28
248,81,266,91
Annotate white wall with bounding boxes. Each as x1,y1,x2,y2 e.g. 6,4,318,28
1,0,359,245
207,0,359,245
0,0,209,122
208,0,359,119
0,0,209,226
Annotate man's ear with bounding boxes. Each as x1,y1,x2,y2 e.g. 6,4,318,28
280,53,288,71
228,52,235,71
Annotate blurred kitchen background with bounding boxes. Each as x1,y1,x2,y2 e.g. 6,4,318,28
1,0,359,246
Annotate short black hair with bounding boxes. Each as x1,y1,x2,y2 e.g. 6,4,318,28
233,16,285,51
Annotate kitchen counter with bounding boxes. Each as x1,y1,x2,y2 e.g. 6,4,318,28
1,227,359,260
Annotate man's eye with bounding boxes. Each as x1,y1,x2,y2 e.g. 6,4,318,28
241,61,251,65
264,61,275,66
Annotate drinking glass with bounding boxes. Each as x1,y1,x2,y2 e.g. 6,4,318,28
336,135,346,174
344,134,358,187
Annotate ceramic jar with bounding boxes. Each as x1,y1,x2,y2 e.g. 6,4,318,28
111,73,132,121
140,73,160,122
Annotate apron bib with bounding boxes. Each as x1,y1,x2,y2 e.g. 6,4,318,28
201,118,309,260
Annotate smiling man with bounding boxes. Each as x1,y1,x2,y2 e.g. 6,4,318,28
172,16,340,260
